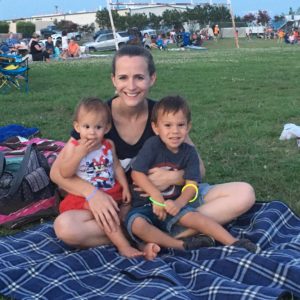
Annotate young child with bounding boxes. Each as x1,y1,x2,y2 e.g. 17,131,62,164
125,95,257,254
53,40,61,60
60,30,68,59
58,97,143,258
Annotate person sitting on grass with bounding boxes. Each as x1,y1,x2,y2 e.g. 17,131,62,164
61,37,81,59
53,40,61,60
156,34,168,50
68,37,81,57
51,45,256,261
142,33,157,50
45,36,55,57
57,97,143,258
125,95,257,255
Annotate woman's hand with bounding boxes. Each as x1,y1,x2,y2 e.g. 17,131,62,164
88,190,120,233
147,168,184,191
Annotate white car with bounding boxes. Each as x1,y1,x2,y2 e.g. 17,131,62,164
141,29,157,38
83,31,130,52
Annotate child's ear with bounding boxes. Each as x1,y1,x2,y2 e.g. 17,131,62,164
151,122,159,135
73,121,80,133
105,122,112,134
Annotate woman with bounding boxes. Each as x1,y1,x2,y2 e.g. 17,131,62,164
30,33,50,62
50,45,255,257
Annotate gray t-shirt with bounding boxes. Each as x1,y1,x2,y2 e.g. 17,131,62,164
131,136,200,207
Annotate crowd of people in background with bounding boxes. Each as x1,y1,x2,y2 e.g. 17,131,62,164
28,31,81,61
2,24,300,61
0,31,82,62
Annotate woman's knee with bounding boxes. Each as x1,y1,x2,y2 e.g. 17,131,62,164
236,182,256,207
53,213,75,241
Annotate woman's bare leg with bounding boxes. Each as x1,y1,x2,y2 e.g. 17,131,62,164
175,182,255,238
54,210,110,248
200,182,255,223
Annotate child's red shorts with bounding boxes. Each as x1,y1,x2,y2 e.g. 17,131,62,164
59,181,123,213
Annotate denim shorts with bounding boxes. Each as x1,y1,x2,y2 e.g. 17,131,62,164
125,183,214,243
170,182,214,237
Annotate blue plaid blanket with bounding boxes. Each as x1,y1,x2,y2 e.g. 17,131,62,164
0,201,299,300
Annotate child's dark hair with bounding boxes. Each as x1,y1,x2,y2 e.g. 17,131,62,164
112,45,156,76
151,95,191,124
55,40,61,48
73,97,111,124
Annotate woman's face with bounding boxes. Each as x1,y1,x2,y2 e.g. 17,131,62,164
111,56,156,107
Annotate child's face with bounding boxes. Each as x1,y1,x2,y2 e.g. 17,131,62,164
152,110,191,153
74,110,110,144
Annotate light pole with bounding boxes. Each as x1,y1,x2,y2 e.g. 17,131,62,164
106,0,118,50
227,0,239,48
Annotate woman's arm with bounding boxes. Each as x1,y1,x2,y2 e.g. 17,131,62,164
34,43,42,51
59,139,86,178
132,170,166,220
132,170,164,203
51,147,97,197
147,135,205,191
184,135,206,177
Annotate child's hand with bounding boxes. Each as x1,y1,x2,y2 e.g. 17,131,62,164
164,200,183,216
153,205,166,221
77,138,99,156
122,186,131,204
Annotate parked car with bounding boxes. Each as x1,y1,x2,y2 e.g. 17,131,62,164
83,31,129,52
40,25,81,41
39,33,62,48
40,32,82,46
40,25,61,38
141,29,157,39
93,29,112,40
67,31,82,41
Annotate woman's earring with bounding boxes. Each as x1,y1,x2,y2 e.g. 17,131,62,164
114,90,118,95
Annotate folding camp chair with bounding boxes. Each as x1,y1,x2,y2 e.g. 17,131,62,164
0,54,29,93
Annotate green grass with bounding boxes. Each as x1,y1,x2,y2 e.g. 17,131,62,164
1,38,300,215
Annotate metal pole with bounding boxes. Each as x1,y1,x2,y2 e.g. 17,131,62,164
106,0,119,50
227,0,239,48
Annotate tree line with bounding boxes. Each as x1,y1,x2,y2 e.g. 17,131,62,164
1,4,299,36
96,4,232,31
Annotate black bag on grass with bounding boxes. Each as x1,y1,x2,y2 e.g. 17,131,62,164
0,143,58,229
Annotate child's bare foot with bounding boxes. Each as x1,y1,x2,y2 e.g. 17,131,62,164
118,245,144,258
142,243,161,260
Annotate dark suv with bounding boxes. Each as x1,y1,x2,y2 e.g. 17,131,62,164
40,25,61,38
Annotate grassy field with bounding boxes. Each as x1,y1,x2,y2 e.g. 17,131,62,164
1,37,300,216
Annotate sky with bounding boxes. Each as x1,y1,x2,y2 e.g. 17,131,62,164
0,0,299,21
